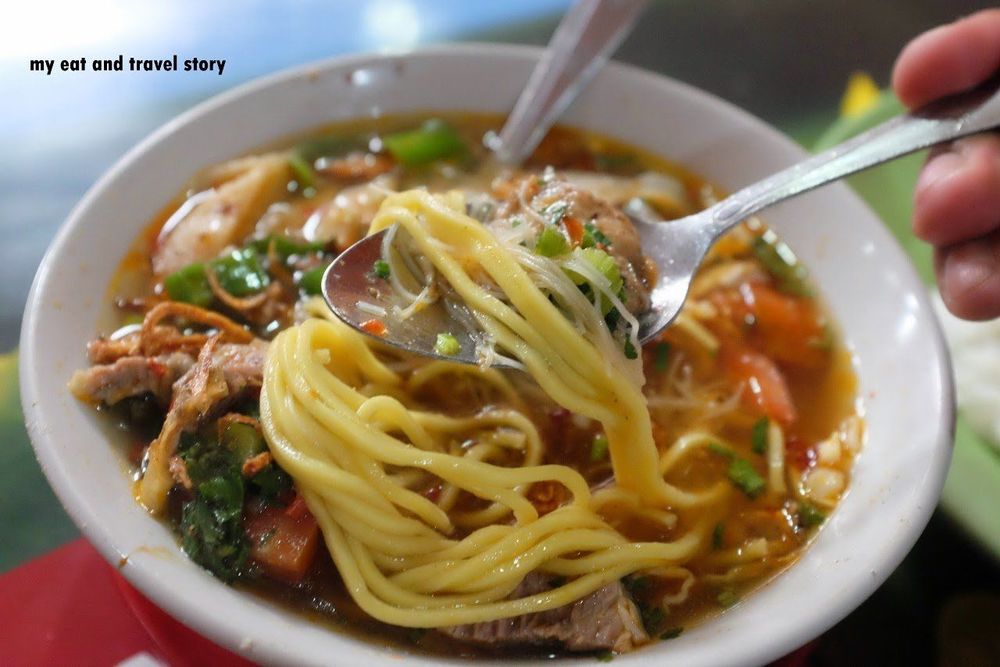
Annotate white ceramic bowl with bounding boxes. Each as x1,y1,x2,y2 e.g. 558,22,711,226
20,45,954,666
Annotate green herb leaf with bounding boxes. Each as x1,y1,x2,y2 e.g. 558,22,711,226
594,152,637,172
798,501,827,529
582,222,612,248
373,259,391,279
178,434,250,582
717,588,740,608
434,332,461,356
623,576,649,596
728,458,766,498
807,323,835,350
596,650,615,662
653,342,671,372
623,338,638,360
249,235,326,261
707,442,734,459
590,435,610,462
294,136,359,163
660,627,683,640
641,606,665,634
249,465,293,503
751,417,769,455
712,522,725,550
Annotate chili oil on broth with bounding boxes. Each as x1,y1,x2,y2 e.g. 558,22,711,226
92,112,861,657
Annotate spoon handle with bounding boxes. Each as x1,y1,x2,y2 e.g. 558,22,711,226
708,75,1000,233
493,0,648,165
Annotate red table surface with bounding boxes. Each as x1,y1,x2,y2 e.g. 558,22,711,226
0,538,813,666
0,539,249,667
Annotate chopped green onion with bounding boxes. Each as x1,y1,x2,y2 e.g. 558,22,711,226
653,343,671,372
383,119,466,167
222,422,266,462
297,266,327,296
808,323,835,350
250,235,325,261
751,417,769,455
565,247,624,316
434,332,461,356
542,201,568,225
707,442,733,459
590,435,610,462
716,588,740,608
728,458,766,498
623,575,649,596
623,338,638,360
578,248,622,291
596,651,615,662
373,259,391,279
288,154,317,190
164,263,213,307
594,152,638,172
750,232,812,296
660,627,683,641
295,136,359,162
535,227,570,257
712,522,725,550
212,248,270,297
581,222,612,248
641,606,665,634
798,501,827,528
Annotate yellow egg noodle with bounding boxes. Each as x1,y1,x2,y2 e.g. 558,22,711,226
259,189,722,627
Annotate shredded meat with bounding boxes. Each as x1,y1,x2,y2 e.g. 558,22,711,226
138,336,268,513
69,352,194,405
242,451,273,477
439,573,649,653
496,174,653,314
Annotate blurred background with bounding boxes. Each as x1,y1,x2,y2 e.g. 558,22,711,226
2,1,997,665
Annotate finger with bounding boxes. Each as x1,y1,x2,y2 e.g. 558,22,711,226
913,134,1000,247
935,229,1000,321
892,9,1000,109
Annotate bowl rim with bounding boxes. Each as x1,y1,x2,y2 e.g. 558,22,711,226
20,42,955,666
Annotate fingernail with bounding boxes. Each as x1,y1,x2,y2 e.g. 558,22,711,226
916,150,966,198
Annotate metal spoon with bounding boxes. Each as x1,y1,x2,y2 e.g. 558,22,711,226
325,64,1000,369
322,0,647,364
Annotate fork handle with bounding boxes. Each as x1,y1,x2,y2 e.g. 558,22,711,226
708,75,1000,233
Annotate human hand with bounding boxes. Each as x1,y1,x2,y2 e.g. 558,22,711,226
893,9,1000,320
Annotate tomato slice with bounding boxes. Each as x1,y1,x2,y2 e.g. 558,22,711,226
245,501,320,584
719,343,797,425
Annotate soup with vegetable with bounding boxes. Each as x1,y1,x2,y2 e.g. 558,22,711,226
70,113,861,658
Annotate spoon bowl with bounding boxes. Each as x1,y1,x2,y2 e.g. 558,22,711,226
325,74,1000,363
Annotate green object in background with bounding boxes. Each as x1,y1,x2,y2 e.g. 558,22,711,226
383,119,467,167
814,90,1000,560
0,352,78,572
813,91,931,281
